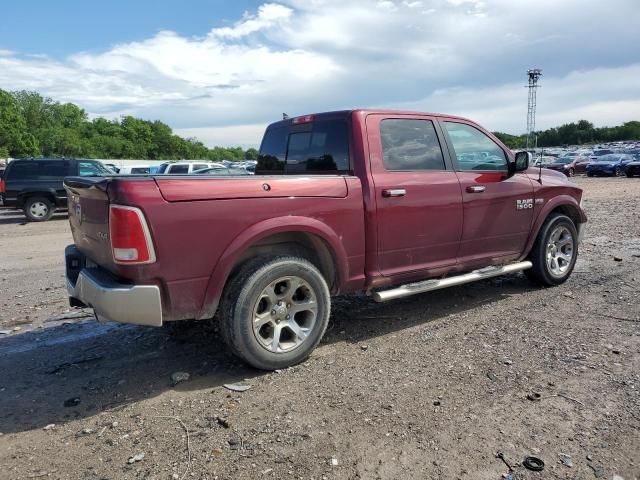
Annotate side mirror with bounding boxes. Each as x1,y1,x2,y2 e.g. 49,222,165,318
509,151,530,176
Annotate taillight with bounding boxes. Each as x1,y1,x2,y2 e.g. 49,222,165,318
109,205,156,264
0,179,5,193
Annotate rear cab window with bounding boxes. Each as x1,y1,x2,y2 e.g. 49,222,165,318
257,115,350,175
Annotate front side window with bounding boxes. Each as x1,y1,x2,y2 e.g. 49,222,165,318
78,161,110,176
443,122,507,171
380,119,445,171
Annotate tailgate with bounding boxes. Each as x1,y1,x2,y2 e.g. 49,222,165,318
64,177,114,267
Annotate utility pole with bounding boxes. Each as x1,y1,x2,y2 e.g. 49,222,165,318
526,68,542,151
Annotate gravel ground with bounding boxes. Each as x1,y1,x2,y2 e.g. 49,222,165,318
0,176,638,480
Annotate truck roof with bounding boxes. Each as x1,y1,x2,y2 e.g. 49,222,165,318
267,109,472,129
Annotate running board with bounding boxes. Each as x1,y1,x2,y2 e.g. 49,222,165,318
372,261,533,302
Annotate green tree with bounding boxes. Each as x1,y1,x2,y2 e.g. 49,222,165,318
0,89,39,156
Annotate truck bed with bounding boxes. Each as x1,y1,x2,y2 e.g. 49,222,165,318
64,174,366,321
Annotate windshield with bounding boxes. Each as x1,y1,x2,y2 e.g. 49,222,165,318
555,158,573,164
593,150,613,156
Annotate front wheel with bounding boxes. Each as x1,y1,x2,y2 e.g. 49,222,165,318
614,166,621,176
219,256,331,370
567,168,575,177
24,197,54,222
526,214,578,286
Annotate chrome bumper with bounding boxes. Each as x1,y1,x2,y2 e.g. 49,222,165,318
66,245,163,327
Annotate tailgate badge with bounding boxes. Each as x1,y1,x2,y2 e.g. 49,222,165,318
75,203,82,223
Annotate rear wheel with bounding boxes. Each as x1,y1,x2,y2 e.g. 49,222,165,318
627,171,633,178
567,168,575,177
24,197,54,222
614,166,621,176
526,214,578,286
219,256,331,370
586,172,593,177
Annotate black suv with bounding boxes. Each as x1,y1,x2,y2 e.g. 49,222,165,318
0,158,112,221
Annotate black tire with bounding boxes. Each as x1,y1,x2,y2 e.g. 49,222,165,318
614,166,621,177
525,214,578,286
567,168,575,177
627,172,633,178
219,256,331,370
586,172,593,177
24,196,54,222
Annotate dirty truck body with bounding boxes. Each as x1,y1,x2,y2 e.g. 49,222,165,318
64,110,586,369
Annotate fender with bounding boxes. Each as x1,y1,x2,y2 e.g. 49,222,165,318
520,194,587,260
196,216,350,319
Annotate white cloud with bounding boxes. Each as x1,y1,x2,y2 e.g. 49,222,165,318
0,0,638,146
212,3,293,39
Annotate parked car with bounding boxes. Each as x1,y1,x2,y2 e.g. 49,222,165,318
624,159,640,177
157,161,217,174
586,154,635,177
533,155,556,167
193,166,252,175
589,149,615,161
545,154,591,176
0,158,112,221
103,163,120,173
118,164,153,175
64,109,586,370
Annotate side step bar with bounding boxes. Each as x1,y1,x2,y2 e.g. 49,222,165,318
372,261,533,302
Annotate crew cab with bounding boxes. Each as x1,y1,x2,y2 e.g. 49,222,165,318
64,110,587,370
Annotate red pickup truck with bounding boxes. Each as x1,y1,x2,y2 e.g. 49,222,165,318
64,110,586,370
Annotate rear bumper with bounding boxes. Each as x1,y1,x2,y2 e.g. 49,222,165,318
65,245,163,327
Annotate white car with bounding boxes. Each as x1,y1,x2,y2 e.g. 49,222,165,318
158,162,218,174
118,164,154,174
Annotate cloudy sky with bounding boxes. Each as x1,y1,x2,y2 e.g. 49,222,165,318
1,0,639,147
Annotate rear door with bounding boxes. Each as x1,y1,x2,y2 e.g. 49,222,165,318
440,120,534,263
366,114,463,277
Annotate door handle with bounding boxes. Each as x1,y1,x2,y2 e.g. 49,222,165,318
382,189,406,198
466,185,486,193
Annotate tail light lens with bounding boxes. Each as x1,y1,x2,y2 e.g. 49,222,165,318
0,179,5,193
109,205,156,264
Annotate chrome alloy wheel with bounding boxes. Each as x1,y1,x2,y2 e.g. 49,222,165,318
252,276,318,353
29,201,49,218
546,225,574,277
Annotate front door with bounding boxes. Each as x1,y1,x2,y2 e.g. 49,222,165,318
366,114,463,277
440,120,534,264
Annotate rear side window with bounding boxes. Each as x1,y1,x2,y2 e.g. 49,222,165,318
380,119,446,171
8,160,71,179
168,164,189,174
257,119,350,174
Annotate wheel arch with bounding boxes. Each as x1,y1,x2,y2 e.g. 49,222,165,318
197,216,348,320
521,196,586,260
17,190,57,208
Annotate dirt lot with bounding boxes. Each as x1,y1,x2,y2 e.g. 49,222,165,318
0,177,638,480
